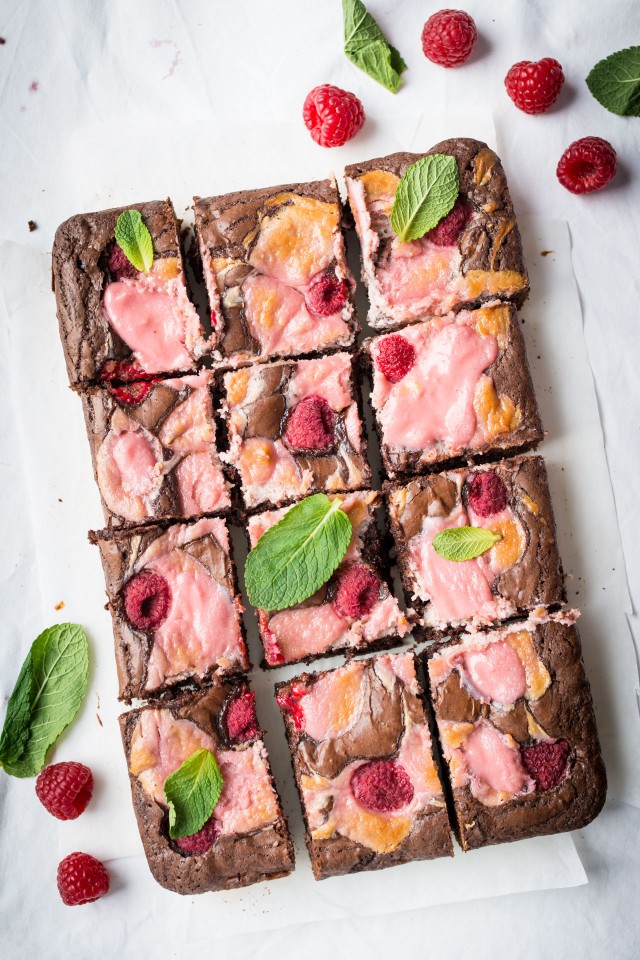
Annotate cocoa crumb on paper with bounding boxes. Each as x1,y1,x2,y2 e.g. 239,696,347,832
28,220,37,232
540,250,554,257
54,600,65,611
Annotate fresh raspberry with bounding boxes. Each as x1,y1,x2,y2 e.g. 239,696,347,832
123,570,172,631
276,682,308,730
284,395,336,451
421,10,477,67
505,58,565,115
259,611,285,665
466,471,508,517
107,244,138,281
425,197,472,246
375,334,416,383
351,759,414,812
306,271,349,317
521,739,570,791
556,137,617,195
57,852,110,906
225,691,260,743
99,359,158,404
173,814,219,855
333,563,381,620
35,762,94,820
303,84,365,148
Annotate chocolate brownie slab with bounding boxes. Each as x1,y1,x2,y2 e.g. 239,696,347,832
53,199,213,389
246,491,410,667
194,179,357,367
345,139,529,331
362,304,542,478
386,456,565,635
222,352,371,512
121,683,294,894
425,615,606,850
276,653,453,880
93,517,249,700
81,369,232,529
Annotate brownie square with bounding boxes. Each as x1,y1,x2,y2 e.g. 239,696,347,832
276,652,453,880
120,683,295,894
362,304,542,478
52,199,213,389
246,491,410,667
425,616,606,850
345,139,529,332
221,352,371,512
81,369,232,529
93,517,249,700
194,178,357,367
386,456,565,635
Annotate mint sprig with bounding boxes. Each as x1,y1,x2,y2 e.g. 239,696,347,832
586,46,640,116
343,0,407,94
165,749,224,839
432,526,502,562
390,155,460,243
114,209,154,273
245,494,352,611
0,624,90,778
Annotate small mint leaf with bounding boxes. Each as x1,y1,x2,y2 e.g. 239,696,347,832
390,154,460,243
245,494,353,611
586,46,640,117
114,209,154,273
165,749,224,839
432,526,502,562
343,0,407,94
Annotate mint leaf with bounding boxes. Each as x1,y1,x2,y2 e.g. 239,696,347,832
390,154,459,243
0,624,89,778
586,46,640,116
114,209,154,273
245,494,352,611
432,526,502,562
343,0,407,94
165,749,224,839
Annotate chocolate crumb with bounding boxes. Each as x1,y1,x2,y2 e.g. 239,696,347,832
0,37,6,45
540,250,554,257
28,219,37,232
54,600,65,611
97,713,103,727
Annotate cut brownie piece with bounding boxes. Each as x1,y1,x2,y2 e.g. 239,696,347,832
345,139,529,331
222,352,371,512
53,199,213,389
194,179,356,366
81,369,232,529
247,491,410,667
362,304,542,477
425,615,606,850
93,517,249,700
386,456,565,634
276,652,453,880
121,683,295,894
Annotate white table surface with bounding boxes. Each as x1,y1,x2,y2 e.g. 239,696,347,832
0,1,639,957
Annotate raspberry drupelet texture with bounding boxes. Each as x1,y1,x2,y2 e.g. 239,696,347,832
99,359,158,403
466,471,508,517
376,334,416,383
303,84,365,148
107,244,138,281
425,197,472,246
421,10,477,67
35,762,94,820
521,739,570,791
173,814,219,855
556,137,617,194
306,271,349,317
351,759,414,812
225,691,260,743
57,852,110,906
123,570,172,631
276,682,307,730
333,563,381,620
284,395,337,451
504,58,565,115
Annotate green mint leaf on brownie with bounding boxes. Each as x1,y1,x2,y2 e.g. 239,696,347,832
165,749,224,840
0,624,89,778
390,154,459,243
114,209,154,273
343,0,407,94
245,493,353,611
586,46,640,116
432,526,502,562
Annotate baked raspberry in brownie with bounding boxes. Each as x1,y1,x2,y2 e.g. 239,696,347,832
425,615,606,850
247,492,410,667
92,517,249,700
53,200,213,389
362,304,542,477
194,179,357,367
221,352,371,512
121,683,294,893
81,369,232,529
345,139,529,332
276,653,453,880
386,456,565,635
